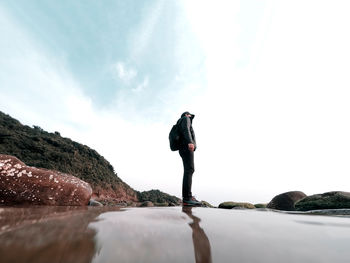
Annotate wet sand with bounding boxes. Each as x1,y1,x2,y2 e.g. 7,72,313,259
1,206,350,263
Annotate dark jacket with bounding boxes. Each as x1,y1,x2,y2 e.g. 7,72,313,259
177,114,196,150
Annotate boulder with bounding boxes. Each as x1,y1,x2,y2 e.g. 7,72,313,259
218,202,255,209
0,154,92,206
295,191,350,211
267,191,307,211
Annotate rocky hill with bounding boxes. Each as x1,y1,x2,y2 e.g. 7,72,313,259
0,111,180,205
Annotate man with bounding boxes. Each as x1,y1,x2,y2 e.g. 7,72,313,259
178,111,201,206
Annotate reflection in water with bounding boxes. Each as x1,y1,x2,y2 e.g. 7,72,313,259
295,220,350,228
0,206,120,263
182,207,212,263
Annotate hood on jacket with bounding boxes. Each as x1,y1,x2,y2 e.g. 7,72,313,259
181,111,195,121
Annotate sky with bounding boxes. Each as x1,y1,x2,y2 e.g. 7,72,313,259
1,0,350,206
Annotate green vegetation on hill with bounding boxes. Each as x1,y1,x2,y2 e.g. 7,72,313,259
0,111,124,190
137,189,180,205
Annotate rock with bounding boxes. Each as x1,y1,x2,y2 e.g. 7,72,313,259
295,191,350,211
218,202,255,209
201,200,215,208
136,189,181,206
140,201,154,207
0,154,92,206
92,184,138,204
254,203,267,209
267,191,307,211
88,199,103,207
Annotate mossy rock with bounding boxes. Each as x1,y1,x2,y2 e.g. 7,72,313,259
218,202,255,209
137,189,181,205
254,203,267,209
201,201,215,208
295,191,350,211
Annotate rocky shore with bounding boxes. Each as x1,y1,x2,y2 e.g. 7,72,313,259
217,190,350,215
1,111,349,213
1,152,349,213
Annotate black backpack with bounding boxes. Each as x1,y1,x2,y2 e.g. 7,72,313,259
169,122,180,151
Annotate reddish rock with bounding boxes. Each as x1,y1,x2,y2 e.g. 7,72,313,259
91,184,138,203
0,154,92,206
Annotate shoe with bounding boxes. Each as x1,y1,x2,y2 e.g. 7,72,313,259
183,196,202,206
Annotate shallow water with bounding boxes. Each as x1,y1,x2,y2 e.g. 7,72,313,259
1,206,350,263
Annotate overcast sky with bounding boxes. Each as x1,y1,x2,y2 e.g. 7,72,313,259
1,0,350,205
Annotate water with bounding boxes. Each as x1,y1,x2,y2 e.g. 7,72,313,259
1,206,350,263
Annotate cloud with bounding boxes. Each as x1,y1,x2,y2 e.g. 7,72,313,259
112,61,148,93
111,61,150,101
132,76,149,93
0,6,77,127
129,0,164,60
114,61,137,84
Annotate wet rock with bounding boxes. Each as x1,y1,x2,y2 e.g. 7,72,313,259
88,199,103,207
254,203,267,209
0,154,92,206
218,202,255,209
140,201,154,207
267,191,307,211
295,191,350,211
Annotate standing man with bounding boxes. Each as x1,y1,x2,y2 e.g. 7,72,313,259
178,111,201,206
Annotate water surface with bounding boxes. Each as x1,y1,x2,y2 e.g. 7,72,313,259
1,206,350,263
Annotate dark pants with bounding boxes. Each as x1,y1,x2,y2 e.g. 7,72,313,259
179,148,194,199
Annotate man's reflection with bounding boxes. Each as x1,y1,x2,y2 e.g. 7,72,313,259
182,207,212,263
